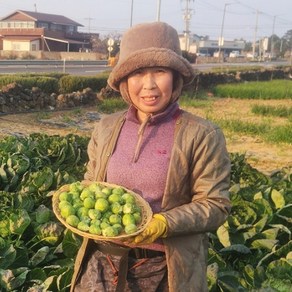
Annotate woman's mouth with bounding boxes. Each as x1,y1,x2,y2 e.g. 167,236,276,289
142,96,157,102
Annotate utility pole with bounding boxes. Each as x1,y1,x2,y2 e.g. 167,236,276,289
252,10,259,60
130,0,134,27
84,17,94,33
156,0,161,21
182,0,194,52
218,3,231,63
271,15,277,59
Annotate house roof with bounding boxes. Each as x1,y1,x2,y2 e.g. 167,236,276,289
2,36,40,41
0,10,83,27
43,36,87,44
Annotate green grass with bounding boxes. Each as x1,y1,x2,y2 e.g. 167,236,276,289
251,104,292,118
266,124,292,144
179,95,212,108
213,118,271,136
36,111,53,120
212,118,292,144
96,98,127,114
213,80,292,99
210,65,264,74
94,93,292,144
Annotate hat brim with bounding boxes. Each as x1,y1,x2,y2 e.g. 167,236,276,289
108,48,195,91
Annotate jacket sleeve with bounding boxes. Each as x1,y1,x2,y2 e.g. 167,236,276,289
162,127,231,236
83,111,126,182
84,124,99,181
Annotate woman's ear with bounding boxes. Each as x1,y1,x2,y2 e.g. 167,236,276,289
119,80,132,104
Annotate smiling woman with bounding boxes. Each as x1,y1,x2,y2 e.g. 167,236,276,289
70,21,231,292
126,67,174,122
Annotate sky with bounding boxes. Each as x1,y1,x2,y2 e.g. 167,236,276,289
0,0,292,42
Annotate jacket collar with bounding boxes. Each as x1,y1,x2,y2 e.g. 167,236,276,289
126,102,180,125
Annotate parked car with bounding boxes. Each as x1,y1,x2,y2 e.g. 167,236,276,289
229,51,241,58
246,52,258,59
197,52,211,57
213,51,228,58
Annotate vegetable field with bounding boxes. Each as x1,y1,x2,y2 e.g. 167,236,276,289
0,134,291,291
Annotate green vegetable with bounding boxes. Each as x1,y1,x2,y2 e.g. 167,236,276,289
102,226,118,237
95,198,109,212
9,209,31,235
1,133,291,291
35,205,51,224
35,221,64,244
124,223,138,234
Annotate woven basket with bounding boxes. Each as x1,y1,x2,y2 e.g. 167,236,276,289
52,181,153,240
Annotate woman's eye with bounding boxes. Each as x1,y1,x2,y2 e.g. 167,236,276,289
131,70,143,76
155,68,167,74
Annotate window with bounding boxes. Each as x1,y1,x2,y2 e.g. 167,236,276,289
0,21,34,28
38,22,49,29
12,42,21,51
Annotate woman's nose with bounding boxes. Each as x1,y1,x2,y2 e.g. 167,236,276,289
143,73,157,89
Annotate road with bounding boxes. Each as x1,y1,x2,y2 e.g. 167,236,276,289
0,60,109,76
0,59,290,75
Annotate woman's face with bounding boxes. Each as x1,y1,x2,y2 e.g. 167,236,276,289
127,67,173,122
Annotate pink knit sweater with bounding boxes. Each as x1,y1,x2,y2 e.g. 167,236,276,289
106,103,180,250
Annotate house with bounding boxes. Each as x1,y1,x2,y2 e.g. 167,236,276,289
0,10,96,52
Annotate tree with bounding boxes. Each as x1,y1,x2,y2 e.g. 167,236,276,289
281,29,292,57
91,36,107,54
244,41,253,52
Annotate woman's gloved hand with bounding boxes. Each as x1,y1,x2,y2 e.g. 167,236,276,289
131,213,168,245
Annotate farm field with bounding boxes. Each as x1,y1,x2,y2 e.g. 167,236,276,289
1,94,291,291
184,98,292,173
0,98,291,173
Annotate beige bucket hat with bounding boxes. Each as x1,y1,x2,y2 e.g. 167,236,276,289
108,22,195,92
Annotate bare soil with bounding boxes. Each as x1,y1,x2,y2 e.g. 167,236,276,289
0,99,291,174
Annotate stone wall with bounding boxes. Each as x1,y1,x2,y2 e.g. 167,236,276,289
0,83,100,114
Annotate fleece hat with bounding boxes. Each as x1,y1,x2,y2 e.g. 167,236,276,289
108,21,195,92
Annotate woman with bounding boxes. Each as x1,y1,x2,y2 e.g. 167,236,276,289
71,22,231,292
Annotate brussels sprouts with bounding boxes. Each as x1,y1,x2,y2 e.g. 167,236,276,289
111,202,123,214
109,214,122,225
66,215,80,227
123,203,135,214
108,193,123,204
102,226,119,237
80,188,94,201
122,214,136,226
95,198,109,212
60,204,75,219
57,181,144,238
89,224,102,235
124,223,138,234
88,209,102,220
77,221,90,232
83,197,95,209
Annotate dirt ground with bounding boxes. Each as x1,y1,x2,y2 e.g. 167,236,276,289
0,98,291,174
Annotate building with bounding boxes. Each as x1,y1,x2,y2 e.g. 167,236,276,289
179,34,245,56
0,10,95,52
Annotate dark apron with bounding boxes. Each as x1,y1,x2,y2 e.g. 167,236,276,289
74,241,168,292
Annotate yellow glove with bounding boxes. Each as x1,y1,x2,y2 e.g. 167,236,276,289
132,214,168,245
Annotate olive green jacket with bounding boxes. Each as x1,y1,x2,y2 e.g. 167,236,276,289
70,109,231,292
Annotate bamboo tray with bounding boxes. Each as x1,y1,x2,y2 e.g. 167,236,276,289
52,181,153,240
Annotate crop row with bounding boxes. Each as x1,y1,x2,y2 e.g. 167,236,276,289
0,134,291,291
